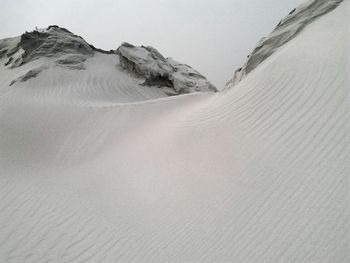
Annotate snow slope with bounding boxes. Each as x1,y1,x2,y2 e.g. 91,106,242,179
0,0,348,262
228,0,344,85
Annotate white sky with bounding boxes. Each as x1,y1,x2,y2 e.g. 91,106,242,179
0,0,306,88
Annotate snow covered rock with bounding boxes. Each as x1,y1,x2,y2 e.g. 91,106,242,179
228,0,344,86
0,26,216,97
0,26,97,85
9,65,47,86
1,26,94,69
117,42,217,94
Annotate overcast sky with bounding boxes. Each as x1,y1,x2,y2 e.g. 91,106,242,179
0,0,305,88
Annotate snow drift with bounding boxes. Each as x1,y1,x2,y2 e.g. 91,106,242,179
228,0,344,85
0,0,348,262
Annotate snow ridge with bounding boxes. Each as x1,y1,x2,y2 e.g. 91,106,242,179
228,0,344,86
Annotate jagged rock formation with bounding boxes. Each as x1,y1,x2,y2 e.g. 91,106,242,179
228,0,344,86
117,43,217,94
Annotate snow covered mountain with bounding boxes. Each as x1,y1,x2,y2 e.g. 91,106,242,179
0,26,216,103
0,0,348,262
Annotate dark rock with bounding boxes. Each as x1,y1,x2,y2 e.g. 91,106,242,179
117,42,216,94
89,44,115,54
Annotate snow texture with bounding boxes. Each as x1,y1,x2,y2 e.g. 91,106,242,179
0,1,348,262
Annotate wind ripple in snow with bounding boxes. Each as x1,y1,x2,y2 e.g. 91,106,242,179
0,1,349,263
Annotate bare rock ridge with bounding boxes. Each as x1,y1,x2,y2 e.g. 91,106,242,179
117,43,217,94
228,0,344,86
0,26,216,94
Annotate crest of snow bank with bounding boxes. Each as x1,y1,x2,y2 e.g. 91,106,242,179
228,0,344,86
117,43,217,94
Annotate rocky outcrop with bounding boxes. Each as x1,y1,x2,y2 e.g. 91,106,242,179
117,43,217,94
3,26,94,68
0,26,216,94
228,0,343,86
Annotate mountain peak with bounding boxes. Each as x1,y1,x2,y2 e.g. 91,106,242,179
0,26,216,97
1,25,94,69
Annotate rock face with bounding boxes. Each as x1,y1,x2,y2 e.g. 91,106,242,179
117,43,217,94
228,0,343,86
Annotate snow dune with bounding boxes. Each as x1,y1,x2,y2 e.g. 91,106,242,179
0,1,349,262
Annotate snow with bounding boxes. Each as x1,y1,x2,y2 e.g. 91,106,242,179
0,29,216,98
0,0,349,262
227,0,344,86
